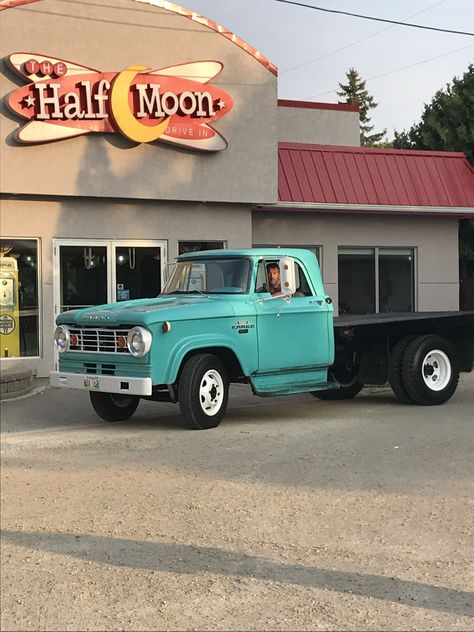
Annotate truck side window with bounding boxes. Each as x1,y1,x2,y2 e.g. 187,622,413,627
254,260,312,296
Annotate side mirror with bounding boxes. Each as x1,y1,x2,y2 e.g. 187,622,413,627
279,257,297,295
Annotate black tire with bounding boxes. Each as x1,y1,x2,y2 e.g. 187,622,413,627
312,365,363,400
178,353,229,429
401,335,459,406
90,392,140,422
389,336,417,404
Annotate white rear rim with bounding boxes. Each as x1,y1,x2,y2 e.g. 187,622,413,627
199,370,224,416
422,349,451,391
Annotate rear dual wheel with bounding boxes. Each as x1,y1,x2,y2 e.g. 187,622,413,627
388,335,416,404
390,335,459,406
312,364,363,400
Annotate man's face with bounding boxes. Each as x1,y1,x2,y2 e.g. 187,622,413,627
268,265,280,288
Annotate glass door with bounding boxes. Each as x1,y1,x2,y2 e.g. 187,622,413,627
55,241,111,315
112,242,166,302
54,239,167,318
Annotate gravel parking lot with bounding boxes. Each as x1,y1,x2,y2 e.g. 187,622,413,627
1,376,473,631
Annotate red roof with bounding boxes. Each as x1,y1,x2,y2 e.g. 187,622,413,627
278,99,359,113
276,143,474,215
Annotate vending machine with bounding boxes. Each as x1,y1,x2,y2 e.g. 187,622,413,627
0,257,20,357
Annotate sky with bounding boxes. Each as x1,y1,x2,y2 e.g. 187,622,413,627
181,0,474,140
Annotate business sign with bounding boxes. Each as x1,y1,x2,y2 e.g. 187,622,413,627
6,53,234,151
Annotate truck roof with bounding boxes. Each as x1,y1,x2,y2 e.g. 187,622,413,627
177,247,317,261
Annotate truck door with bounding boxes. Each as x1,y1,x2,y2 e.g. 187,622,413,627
254,260,331,373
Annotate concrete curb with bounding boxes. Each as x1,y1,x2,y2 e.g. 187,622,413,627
0,367,35,401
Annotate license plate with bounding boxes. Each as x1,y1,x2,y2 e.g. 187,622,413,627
84,377,100,390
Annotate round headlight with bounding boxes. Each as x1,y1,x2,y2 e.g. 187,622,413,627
127,327,152,357
54,325,70,353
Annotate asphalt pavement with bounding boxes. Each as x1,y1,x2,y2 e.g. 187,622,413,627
1,373,473,436
1,373,473,630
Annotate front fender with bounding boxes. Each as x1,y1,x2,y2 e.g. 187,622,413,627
158,333,255,385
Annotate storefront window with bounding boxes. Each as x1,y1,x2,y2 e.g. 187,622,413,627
0,239,39,358
338,247,415,314
379,249,414,313
179,241,225,255
338,249,375,314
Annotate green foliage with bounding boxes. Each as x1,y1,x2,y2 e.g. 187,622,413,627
337,68,387,146
393,64,474,164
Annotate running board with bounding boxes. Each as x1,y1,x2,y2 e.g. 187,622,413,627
250,369,339,397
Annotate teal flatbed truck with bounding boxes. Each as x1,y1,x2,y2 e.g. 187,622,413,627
51,248,474,429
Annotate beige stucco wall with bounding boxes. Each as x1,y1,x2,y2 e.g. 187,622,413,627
0,0,278,204
278,105,360,146
252,212,460,314
0,196,252,376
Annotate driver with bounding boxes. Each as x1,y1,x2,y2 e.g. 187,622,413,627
267,263,283,296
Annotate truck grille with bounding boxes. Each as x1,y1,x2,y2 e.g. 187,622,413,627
69,327,131,354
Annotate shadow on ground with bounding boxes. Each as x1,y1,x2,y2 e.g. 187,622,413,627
2,530,473,617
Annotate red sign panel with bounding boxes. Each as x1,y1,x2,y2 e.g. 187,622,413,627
6,53,234,151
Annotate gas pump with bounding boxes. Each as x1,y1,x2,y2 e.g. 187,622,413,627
0,257,20,357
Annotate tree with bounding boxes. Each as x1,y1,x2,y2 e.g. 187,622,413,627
337,68,387,146
393,64,473,164
393,65,474,309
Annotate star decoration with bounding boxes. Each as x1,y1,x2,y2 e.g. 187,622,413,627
23,95,36,108
217,99,226,110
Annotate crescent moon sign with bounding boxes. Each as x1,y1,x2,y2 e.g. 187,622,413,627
110,65,170,143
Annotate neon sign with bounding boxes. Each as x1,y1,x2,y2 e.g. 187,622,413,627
6,53,234,151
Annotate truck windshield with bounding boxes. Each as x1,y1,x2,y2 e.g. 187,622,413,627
162,258,251,295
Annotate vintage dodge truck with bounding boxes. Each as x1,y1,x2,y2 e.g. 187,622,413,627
51,248,474,429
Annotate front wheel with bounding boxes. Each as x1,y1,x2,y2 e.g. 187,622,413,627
90,392,140,422
401,335,459,405
178,354,229,429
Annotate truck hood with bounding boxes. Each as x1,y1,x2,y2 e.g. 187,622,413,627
57,295,239,327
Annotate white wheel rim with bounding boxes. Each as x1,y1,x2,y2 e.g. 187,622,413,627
421,349,451,391
199,370,224,416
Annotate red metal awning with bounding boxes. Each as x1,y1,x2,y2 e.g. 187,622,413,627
269,143,474,217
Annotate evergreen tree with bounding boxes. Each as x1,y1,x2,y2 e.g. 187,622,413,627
337,68,387,146
393,65,474,309
393,64,473,164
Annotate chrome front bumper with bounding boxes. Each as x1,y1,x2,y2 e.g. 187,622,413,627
50,371,152,396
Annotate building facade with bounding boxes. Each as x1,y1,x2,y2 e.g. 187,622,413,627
1,0,473,378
